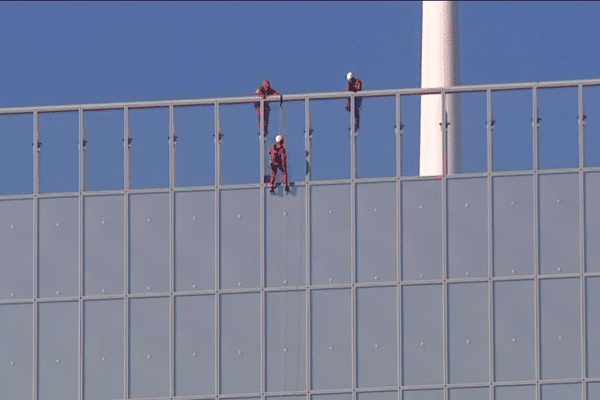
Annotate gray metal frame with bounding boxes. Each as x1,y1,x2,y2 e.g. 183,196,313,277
1,78,600,400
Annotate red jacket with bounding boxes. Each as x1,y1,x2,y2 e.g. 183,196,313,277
256,85,279,98
269,144,287,168
347,78,362,93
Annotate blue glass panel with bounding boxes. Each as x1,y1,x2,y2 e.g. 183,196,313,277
0,199,33,300
540,278,581,379
38,302,78,400
0,304,33,400
83,299,124,400
129,297,170,398
311,289,351,390
220,293,261,394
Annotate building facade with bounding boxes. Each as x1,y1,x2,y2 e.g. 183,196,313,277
1,80,600,400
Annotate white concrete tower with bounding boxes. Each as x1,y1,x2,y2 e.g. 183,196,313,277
420,0,461,176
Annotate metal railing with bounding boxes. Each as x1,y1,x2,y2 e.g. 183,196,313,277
1,77,600,199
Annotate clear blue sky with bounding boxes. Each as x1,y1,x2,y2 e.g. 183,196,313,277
1,1,599,194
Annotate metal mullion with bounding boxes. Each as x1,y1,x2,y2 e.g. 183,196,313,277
441,91,449,400
214,102,222,398
32,110,40,400
486,90,495,397
350,92,357,398
168,104,176,398
395,94,403,397
487,90,493,175
78,108,85,400
123,106,131,400
259,101,266,400
304,97,312,396
532,86,541,400
578,84,587,400
533,87,539,172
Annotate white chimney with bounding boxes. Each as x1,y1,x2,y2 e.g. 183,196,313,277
420,1,461,176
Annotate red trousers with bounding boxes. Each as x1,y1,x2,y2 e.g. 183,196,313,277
269,163,288,190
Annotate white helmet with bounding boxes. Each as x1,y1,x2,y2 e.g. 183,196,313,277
275,135,283,143
346,71,354,81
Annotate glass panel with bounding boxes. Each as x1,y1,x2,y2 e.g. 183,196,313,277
268,396,304,400
220,293,261,394
418,92,450,176
540,278,581,379
38,302,78,400
494,386,535,400
175,191,215,291
83,299,124,400
589,382,600,400
0,199,33,300
583,86,600,167
357,182,396,283
175,105,215,187
84,109,124,191
458,91,487,174
266,186,306,287
493,175,534,276
39,111,79,193
129,193,169,294
358,392,397,400
400,95,422,176
175,295,215,396
402,284,443,385
313,395,352,400
311,289,351,390
267,100,305,184
311,184,351,285
266,291,306,392
448,388,489,400
129,297,170,398
538,87,578,169
39,197,79,298
84,195,124,296
585,172,600,273
402,390,443,400
0,304,33,400
447,177,488,278
356,96,396,178
448,283,489,383
0,114,33,194
493,280,535,381
220,188,260,289
586,276,600,378
357,287,397,388
540,383,581,400
539,173,579,275
401,179,443,281
265,396,306,400
130,107,169,189
492,89,533,172
310,99,351,180
220,103,260,184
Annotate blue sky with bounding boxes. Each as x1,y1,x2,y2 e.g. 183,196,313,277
1,1,599,194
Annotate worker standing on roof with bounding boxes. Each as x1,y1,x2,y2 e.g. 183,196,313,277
269,135,289,194
345,72,362,131
255,79,282,136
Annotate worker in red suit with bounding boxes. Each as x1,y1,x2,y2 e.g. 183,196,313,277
255,79,281,136
269,135,289,193
345,71,362,131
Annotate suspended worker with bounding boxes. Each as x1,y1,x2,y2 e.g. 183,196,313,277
255,79,282,136
345,71,363,131
269,135,289,193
